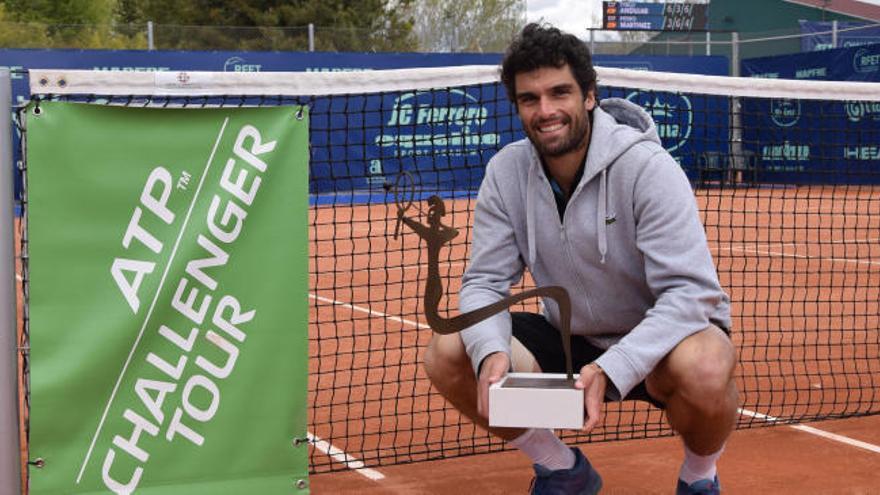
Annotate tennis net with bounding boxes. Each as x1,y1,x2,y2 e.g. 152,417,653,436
21,65,880,474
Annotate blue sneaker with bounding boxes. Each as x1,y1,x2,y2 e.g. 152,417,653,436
676,475,720,495
530,448,602,495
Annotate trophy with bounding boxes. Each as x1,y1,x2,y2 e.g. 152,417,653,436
392,173,584,429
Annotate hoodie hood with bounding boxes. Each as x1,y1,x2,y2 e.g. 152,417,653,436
525,97,661,266
584,97,661,181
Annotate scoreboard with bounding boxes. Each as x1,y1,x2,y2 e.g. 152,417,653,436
602,2,709,32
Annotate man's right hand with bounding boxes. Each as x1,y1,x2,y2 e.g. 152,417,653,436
476,352,510,419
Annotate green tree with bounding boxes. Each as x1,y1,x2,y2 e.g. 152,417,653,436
2,0,115,24
0,0,415,51
0,0,142,48
405,0,526,52
0,3,52,48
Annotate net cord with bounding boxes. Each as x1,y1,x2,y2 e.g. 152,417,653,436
29,65,880,101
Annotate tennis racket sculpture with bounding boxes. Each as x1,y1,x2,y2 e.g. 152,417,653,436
392,173,584,429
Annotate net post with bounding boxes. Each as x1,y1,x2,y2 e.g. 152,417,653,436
832,20,838,48
0,68,21,495
728,32,743,184
729,95,744,185
731,31,740,77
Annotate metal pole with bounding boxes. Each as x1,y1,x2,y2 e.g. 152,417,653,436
147,21,154,51
832,19,838,49
308,23,315,52
731,31,740,77
0,68,22,495
706,31,711,56
728,32,744,185
589,29,595,54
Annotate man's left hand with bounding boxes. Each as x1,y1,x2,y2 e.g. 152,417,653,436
574,363,607,432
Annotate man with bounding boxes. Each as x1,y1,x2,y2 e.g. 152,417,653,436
423,23,738,495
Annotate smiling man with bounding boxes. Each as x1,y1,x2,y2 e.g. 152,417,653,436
422,23,739,495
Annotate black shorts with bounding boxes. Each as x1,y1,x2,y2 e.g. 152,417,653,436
511,312,666,409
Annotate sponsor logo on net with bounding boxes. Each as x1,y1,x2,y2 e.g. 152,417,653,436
762,141,810,162
845,101,880,122
369,89,499,186
770,99,800,128
844,146,880,160
625,91,692,152
853,47,880,73
795,66,827,79
375,89,499,157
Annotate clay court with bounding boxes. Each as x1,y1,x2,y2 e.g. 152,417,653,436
301,186,880,493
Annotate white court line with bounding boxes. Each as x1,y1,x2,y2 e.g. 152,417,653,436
744,237,880,247
738,408,880,454
711,245,880,268
724,209,880,216
306,295,406,483
713,203,880,215
308,432,385,481
309,293,429,330
713,237,880,250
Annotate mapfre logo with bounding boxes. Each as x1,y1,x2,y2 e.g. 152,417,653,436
375,89,499,157
853,47,880,73
770,99,800,127
845,101,880,122
625,91,692,152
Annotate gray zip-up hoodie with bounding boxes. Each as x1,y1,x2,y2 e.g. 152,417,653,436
459,97,731,400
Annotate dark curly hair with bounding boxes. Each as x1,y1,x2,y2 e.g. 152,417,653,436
501,23,597,103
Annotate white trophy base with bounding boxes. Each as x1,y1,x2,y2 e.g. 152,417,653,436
489,372,584,429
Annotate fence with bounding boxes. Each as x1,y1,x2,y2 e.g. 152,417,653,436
2,20,880,61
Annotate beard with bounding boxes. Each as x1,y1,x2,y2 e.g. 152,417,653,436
524,109,591,158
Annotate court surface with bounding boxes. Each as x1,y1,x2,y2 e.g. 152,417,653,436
14,182,880,492
310,414,880,493
307,185,880,493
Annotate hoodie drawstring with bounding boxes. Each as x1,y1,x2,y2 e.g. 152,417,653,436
597,169,608,264
526,168,538,267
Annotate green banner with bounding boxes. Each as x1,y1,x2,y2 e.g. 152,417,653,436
26,102,310,494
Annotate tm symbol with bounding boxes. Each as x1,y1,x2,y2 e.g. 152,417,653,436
177,171,192,190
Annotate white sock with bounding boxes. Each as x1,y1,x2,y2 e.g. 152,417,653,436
509,428,576,471
679,444,724,484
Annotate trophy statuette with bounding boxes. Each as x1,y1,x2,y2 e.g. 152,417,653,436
392,173,584,429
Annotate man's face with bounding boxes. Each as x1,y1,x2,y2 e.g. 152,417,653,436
513,64,596,158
